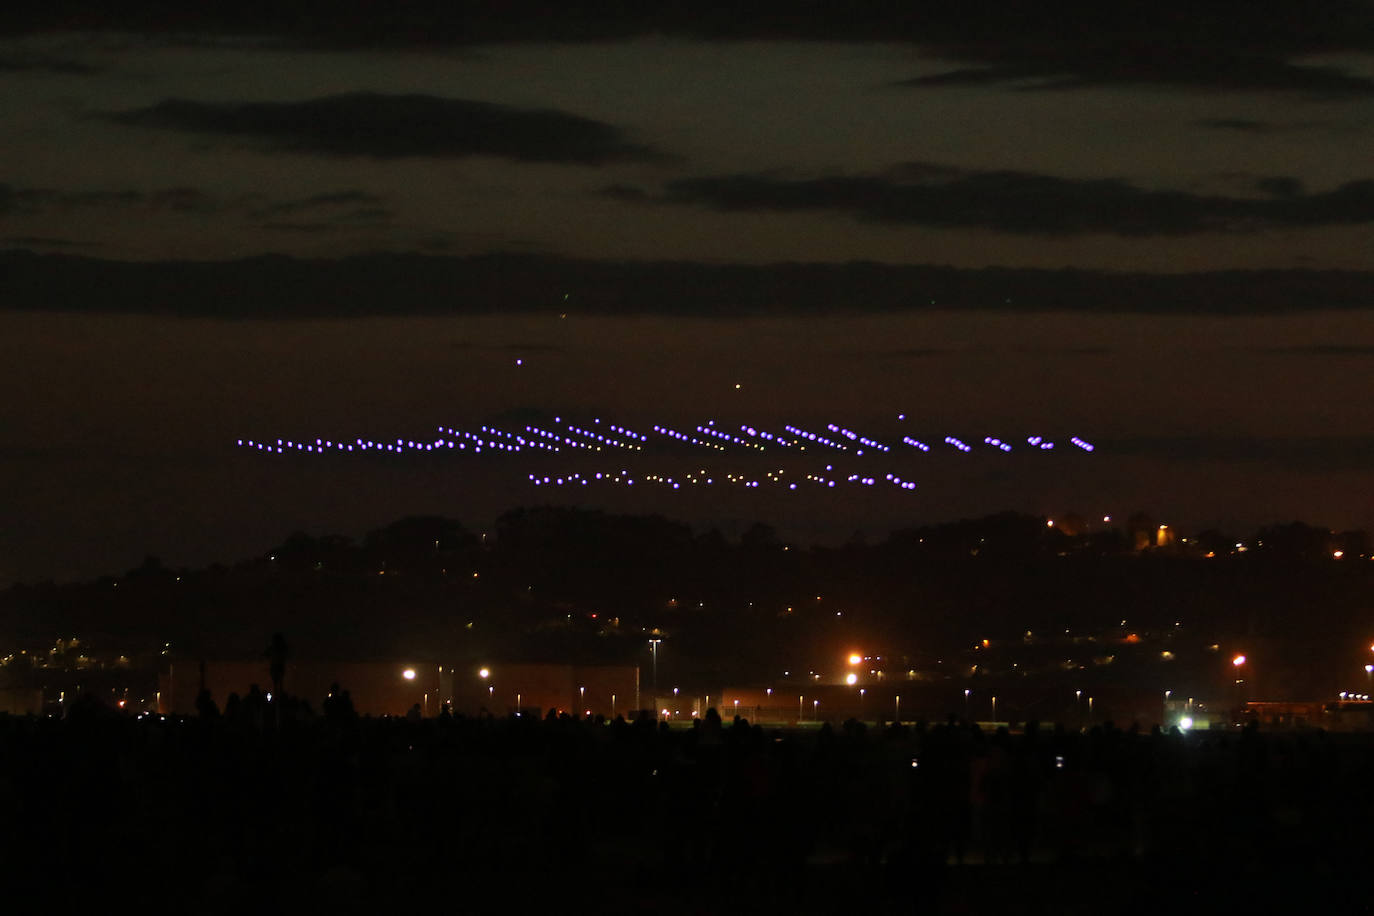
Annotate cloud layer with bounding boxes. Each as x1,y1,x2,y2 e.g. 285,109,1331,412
648,164,1374,236
111,93,661,164
8,2,1374,94
4,250,1374,318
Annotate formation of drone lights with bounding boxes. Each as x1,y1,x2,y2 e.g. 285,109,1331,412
236,416,1094,496
827,423,891,453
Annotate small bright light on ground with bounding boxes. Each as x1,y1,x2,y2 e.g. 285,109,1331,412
845,673,858,685
1179,717,1193,730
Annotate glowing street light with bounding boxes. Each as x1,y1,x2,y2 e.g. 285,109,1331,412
848,654,862,666
845,672,858,686
478,667,490,679
402,669,416,681
1232,654,1246,667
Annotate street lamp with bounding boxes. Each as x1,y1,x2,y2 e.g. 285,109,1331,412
1233,654,1247,717
991,695,997,721
964,688,971,722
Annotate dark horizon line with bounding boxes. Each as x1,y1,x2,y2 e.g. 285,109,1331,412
6,506,1358,591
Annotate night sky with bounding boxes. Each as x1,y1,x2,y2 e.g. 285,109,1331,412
4,3,1374,584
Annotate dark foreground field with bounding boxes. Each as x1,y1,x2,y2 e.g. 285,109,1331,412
3,700,1370,913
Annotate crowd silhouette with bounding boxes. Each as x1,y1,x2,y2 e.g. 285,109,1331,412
2,688,1369,912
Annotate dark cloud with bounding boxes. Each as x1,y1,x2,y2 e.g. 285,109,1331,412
896,56,1374,95
2,182,396,232
1257,176,1305,197
600,184,650,201
251,194,395,232
0,56,100,74
249,191,385,218
655,165,1374,236
258,222,338,234
111,93,663,164
4,250,1374,318
1196,118,1276,133
0,182,220,215
9,3,1372,98
2,236,92,248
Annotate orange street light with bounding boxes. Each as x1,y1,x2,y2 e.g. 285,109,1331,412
1232,654,1246,667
